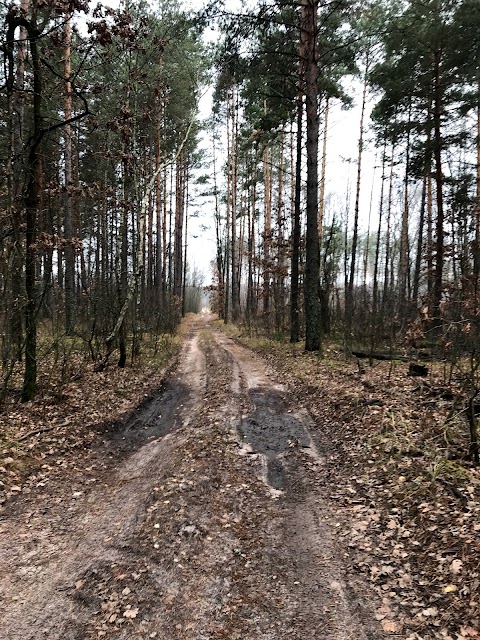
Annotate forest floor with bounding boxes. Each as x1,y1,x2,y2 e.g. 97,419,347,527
0,314,479,640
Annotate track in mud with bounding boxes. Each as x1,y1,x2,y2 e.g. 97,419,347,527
0,316,383,640
239,389,312,490
111,379,189,447
109,329,206,451
212,329,320,493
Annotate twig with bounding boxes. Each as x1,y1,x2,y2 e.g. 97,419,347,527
17,424,67,442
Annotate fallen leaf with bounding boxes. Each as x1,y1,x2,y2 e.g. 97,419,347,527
382,620,401,633
443,584,458,593
123,607,139,619
450,559,463,575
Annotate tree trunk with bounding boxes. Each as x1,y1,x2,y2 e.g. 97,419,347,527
5,8,25,362
275,128,285,333
118,153,129,369
182,170,189,317
382,139,396,319
224,102,231,324
21,17,42,401
263,139,272,324
432,49,444,319
370,138,386,360
231,85,240,322
212,132,224,318
399,102,411,318
318,97,329,243
147,150,154,296
474,86,480,305
362,157,376,304
346,51,369,345
246,148,258,324
290,99,303,343
174,158,185,303
303,0,321,352
290,0,307,344
413,173,427,305
155,102,163,298
63,15,75,336
162,158,168,299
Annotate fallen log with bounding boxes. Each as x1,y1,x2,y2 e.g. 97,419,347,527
351,350,433,363
351,350,410,362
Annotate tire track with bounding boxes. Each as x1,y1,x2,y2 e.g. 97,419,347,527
209,326,382,639
0,329,207,640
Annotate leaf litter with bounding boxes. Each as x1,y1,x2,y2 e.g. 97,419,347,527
2,315,478,639
227,329,480,640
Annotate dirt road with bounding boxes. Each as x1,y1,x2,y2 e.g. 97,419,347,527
0,316,383,639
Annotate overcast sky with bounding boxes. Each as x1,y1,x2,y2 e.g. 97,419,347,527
187,76,379,285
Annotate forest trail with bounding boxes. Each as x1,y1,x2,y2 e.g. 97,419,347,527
0,315,383,640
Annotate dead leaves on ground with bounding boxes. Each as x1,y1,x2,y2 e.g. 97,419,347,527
0,340,177,506
237,337,480,640
72,561,155,637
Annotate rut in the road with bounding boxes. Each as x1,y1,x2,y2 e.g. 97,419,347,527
0,317,383,640
212,329,321,490
0,330,207,640
211,327,382,640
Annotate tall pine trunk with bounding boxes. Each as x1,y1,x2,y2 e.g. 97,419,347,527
370,138,386,360
21,15,42,400
474,87,480,304
399,102,411,319
432,49,444,320
382,139,396,320
274,129,285,333
64,15,75,336
231,86,240,322
224,101,231,324
303,0,321,352
263,140,272,324
346,51,369,345
290,101,303,343
212,132,224,318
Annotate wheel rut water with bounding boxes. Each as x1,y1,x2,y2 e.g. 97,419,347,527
239,388,312,490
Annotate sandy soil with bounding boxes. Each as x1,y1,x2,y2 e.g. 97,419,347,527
0,315,384,639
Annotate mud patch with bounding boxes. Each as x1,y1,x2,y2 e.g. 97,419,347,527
239,389,311,490
111,379,189,448
109,334,205,451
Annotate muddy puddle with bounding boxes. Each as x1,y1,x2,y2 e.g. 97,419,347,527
111,379,190,447
108,333,206,451
239,388,312,489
